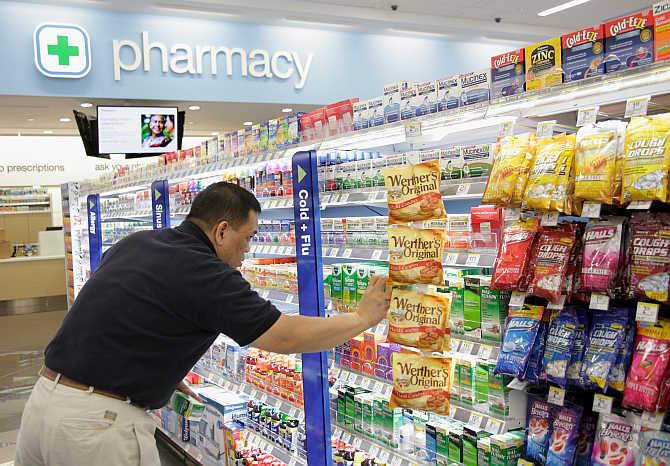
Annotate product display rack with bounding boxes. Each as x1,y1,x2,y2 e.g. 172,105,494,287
64,59,670,466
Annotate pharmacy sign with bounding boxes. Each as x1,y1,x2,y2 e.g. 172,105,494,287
34,23,91,78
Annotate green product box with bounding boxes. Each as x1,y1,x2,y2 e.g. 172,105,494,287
463,275,484,339
345,386,367,429
436,423,450,465
355,264,371,304
361,394,375,438
474,363,490,405
331,264,344,303
354,393,366,433
452,359,461,400
458,358,475,405
480,277,511,343
373,397,401,448
488,372,512,416
388,407,402,449
337,387,347,426
448,423,464,465
478,437,491,466
463,427,492,466
490,432,524,466
170,391,205,420
342,264,358,311
373,396,386,444
449,278,465,336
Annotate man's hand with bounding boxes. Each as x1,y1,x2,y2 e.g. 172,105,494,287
356,275,391,329
177,380,203,403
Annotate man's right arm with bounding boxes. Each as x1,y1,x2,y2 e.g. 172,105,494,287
249,275,391,354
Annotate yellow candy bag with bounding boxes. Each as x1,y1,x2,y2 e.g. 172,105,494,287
550,133,576,213
387,287,451,352
622,114,670,203
384,160,446,224
512,134,538,205
523,133,576,212
388,225,445,286
574,121,627,204
482,133,536,206
390,352,453,415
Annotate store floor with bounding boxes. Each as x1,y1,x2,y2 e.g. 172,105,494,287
0,309,191,466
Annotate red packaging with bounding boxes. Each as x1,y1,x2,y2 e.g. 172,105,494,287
528,224,576,303
470,205,503,249
299,109,327,142
492,218,539,290
628,212,670,304
623,319,670,412
325,98,359,137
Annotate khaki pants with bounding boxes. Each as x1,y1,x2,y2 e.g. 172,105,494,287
15,376,160,466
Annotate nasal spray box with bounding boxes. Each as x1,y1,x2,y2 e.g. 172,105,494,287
400,84,418,120
353,100,369,131
655,1,670,61
526,37,563,90
490,49,525,98
436,75,461,111
459,70,491,106
561,25,605,82
383,81,409,124
414,80,439,116
367,97,385,127
604,9,655,73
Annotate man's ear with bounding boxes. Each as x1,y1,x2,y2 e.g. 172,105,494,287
214,220,229,244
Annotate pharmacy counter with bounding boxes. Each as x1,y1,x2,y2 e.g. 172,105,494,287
0,255,66,307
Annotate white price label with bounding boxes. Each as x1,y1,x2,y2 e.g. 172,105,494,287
505,207,521,221
378,450,390,462
369,446,381,457
625,95,651,118
460,341,475,354
479,345,494,361
260,393,268,403
374,381,386,393
290,407,299,417
469,412,484,427
289,458,299,466
372,249,383,260
628,200,653,210
642,411,665,430
637,302,659,323
508,378,529,391
509,291,526,308
340,193,350,203
498,120,515,137
536,120,557,138
485,418,503,434
465,254,480,267
286,294,295,304
593,394,613,414
548,386,566,406
383,385,394,398
341,433,352,444
577,106,599,127
328,248,339,257
405,122,423,139
541,212,559,226
217,376,225,387
445,253,459,265
590,293,610,311
581,202,602,218
342,249,353,258
333,368,342,378
547,295,566,310
391,456,403,466
456,184,470,196
352,437,363,448
208,372,215,382
364,378,375,390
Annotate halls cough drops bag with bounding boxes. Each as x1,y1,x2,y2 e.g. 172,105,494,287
387,287,451,352
622,114,670,203
390,352,452,415
388,225,445,285
384,160,446,224
483,133,536,205
524,133,576,212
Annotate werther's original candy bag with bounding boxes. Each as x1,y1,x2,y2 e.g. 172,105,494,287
388,226,445,285
390,353,452,415
385,160,446,224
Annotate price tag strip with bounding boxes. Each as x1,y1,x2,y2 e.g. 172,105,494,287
581,202,602,218
541,211,559,226
637,302,659,323
589,292,610,311
465,254,480,267
592,394,613,414
509,291,526,308
576,105,599,127
625,95,651,118
536,120,557,138
548,386,566,406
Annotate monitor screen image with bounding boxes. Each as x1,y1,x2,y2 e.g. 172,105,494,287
97,106,178,155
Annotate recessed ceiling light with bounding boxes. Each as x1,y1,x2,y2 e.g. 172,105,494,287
243,121,253,126
282,108,293,113
43,130,53,134
80,102,93,108
538,0,591,16
59,117,71,122
387,28,452,38
211,131,219,136
188,105,201,111
26,118,35,122
284,18,351,28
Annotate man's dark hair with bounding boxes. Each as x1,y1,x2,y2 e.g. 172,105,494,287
186,182,261,227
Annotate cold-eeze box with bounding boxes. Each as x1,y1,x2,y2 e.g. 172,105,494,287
490,49,525,98
604,9,655,73
459,70,490,106
562,25,605,82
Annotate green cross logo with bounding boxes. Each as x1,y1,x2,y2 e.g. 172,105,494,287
47,35,79,66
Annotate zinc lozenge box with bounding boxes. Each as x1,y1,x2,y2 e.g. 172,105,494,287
526,37,563,90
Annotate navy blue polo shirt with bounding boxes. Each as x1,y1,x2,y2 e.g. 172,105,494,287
45,220,281,409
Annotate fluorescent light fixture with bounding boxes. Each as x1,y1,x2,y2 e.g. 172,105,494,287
26,118,35,122
538,0,591,16
43,130,53,134
480,36,527,46
188,105,201,111
243,121,253,126
211,132,219,136
284,18,352,28
388,28,451,38
282,108,293,113
154,3,239,17
80,102,93,108
59,117,71,122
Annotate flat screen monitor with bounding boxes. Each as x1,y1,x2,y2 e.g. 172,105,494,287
97,106,179,155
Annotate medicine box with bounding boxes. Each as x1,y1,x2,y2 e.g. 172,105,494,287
490,49,525,98
463,275,484,340
655,1,670,61
561,25,605,82
383,81,408,124
459,70,491,106
525,37,563,91
414,80,439,116
461,143,492,178
440,146,464,180
367,97,385,127
353,100,369,131
436,75,461,111
604,9,655,73
400,85,418,120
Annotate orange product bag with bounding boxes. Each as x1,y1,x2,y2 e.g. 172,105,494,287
390,352,453,415
388,225,445,285
384,160,446,224
387,287,451,352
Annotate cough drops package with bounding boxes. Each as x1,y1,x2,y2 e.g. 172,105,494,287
623,319,670,412
525,397,553,463
387,287,451,352
580,308,628,391
495,304,544,377
390,352,452,415
482,132,536,206
384,160,446,224
388,225,445,285
528,224,577,303
591,413,639,466
628,212,670,303
547,403,583,466
580,217,626,296
638,430,670,466
492,218,539,291
622,113,670,203
542,308,579,388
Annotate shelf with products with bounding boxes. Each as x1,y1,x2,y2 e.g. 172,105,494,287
0,209,51,215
